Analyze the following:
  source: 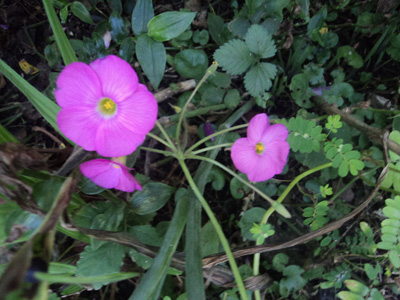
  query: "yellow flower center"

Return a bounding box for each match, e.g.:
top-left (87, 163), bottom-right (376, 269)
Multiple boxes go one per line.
top-left (98, 97), bottom-right (117, 116)
top-left (255, 142), bottom-right (265, 155)
top-left (112, 163), bottom-right (120, 169)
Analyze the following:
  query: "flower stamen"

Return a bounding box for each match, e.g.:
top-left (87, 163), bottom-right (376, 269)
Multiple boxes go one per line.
top-left (98, 97), bottom-right (117, 116)
top-left (255, 142), bottom-right (265, 155)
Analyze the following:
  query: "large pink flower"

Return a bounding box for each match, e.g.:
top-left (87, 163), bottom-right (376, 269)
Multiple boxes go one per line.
top-left (80, 159), bottom-right (142, 192)
top-left (231, 113), bottom-right (289, 182)
top-left (55, 55), bottom-right (158, 157)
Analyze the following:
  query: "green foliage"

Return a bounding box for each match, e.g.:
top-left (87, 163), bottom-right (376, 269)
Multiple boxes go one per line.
top-left (238, 207), bottom-right (266, 241)
top-left (289, 73), bottom-right (314, 108)
top-left (131, 0), bottom-right (154, 36)
top-left (326, 115), bottom-right (343, 134)
top-left (206, 167), bottom-right (225, 191)
top-left (130, 182), bottom-right (175, 215)
top-left (279, 265), bottom-right (307, 298)
top-left (174, 49), bottom-right (209, 80)
top-left (250, 223), bottom-right (275, 244)
top-left (70, 1), bottom-right (93, 24)
top-left (136, 35), bottom-right (166, 89)
top-left (214, 24), bottom-right (277, 97)
top-left (230, 173), bottom-right (250, 199)
top-left (147, 12), bottom-right (196, 42)
top-left (337, 46), bottom-right (364, 69)
top-left (303, 200), bottom-right (329, 230)
top-left (285, 116), bottom-right (324, 153)
top-left (377, 196), bottom-right (400, 268)
top-left (324, 138), bottom-right (364, 177)
top-left (321, 263), bottom-right (351, 289)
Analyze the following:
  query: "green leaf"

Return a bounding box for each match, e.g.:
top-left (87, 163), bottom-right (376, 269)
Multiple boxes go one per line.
top-left (108, 0), bottom-right (122, 14)
top-left (280, 265), bottom-right (307, 294)
top-left (388, 131), bottom-right (400, 161)
top-left (214, 39), bottom-right (255, 75)
top-left (337, 46), bottom-right (364, 69)
top-left (207, 14), bottom-right (231, 45)
top-left (0, 124), bottom-right (18, 144)
top-left (148, 11), bottom-right (196, 42)
top-left (35, 271), bottom-right (138, 284)
top-left (390, 249), bottom-right (400, 268)
top-left (272, 253), bottom-right (289, 272)
top-left (136, 34), bottom-right (166, 89)
top-left (238, 207), bottom-right (266, 241)
top-left (109, 11), bottom-right (128, 42)
top-left (174, 49), bottom-right (209, 80)
top-left (245, 24), bottom-right (276, 58)
top-left (224, 89), bottom-right (241, 109)
top-left (193, 29), bottom-right (209, 45)
top-left (119, 37), bottom-right (136, 63)
top-left (130, 182), bottom-right (174, 215)
top-left (0, 59), bottom-right (65, 139)
top-left (289, 73), bottom-right (313, 108)
top-left (200, 221), bottom-right (219, 257)
top-left (345, 279), bottom-right (369, 296)
top-left (43, 0), bottom-right (77, 65)
top-left (71, 1), bottom-right (93, 24)
top-left (244, 62), bottom-right (277, 96)
top-left (131, 0), bottom-right (154, 35)
top-left (337, 291), bottom-right (364, 300)
top-left (206, 167), bottom-right (226, 191)
top-left (76, 243), bottom-right (126, 289)
top-left (286, 116), bottom-right (323, 153)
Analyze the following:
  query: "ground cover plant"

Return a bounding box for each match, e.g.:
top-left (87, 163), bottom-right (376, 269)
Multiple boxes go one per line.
top-left (1, 0), bottom-right (400, 299)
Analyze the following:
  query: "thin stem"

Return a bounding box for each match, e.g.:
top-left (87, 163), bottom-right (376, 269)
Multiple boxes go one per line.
top-left (178, 158), bottom-right (248, 300)
top-left (186, 124), bottom-right (248, 153)
top-left (190, 143), bottom-right (233, 155)
top-left (175, 63), bottom-right (218, 148)
top-left (187, 154), bottom-right (290, 218)
top-left (140, 146), bottom-right (175, 157)
top-left (155, 121), bottom-right (178, 152)
top-left (147, 132), bottom-right (173, 150)
top-left (251, 162), bottom-right (333, 299)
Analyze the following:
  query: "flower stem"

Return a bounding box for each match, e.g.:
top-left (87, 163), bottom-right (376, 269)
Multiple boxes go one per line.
top-left (186, 124), bottom-right (248, 153)
top-left (155, 121), bottom-right (178, 152)
top-left (252, 162), bottom-right (333, 299)
top-left (175, 63), bottom-right (218, 150)
top-left (187, 154), bottom-right (290, 218)
top-left (190, 143), bottom-right (233, 155)
top-left (140, 146), bottom-right (175, 157)
top-left (178, 158), bottom-right (248, 300)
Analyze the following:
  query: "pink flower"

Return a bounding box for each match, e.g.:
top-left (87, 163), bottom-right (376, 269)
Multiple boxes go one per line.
top-left (55, 55), bottom-right (158, 157)
top-left (80, 159), bottom-right (142, 192)
top-left (231, 113), bottom-right (289, 182)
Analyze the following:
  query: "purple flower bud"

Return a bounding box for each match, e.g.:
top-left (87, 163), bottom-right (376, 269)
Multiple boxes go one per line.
top-left (204, 122), bottom-right (215, 141)
top-left (311, 86), bottom-right (330, 96)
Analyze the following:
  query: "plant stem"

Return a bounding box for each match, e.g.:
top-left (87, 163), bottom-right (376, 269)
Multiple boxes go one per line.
top-left (187, 154), bottom-right (290, 218)
top-left (186, 124), bottom-right (248, 153)
top-left (190, 143), bottom-right (233, 155)
top-left (175, 63), bottom-right (218, 149)
top-left (155, 121), bottom-right (178, 152)
top-left (252, 162), bottom-right (333, 299)
top-left (178, 158), bottom-right (249, 300)
top-left (140, 146), bottom-right (175, 157)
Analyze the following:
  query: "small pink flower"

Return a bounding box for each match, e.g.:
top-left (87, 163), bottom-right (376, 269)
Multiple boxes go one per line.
top-left (80, 159), bottom-right (142, 192)
top-left (55, 55), bottom-right (158, 157)
top-left (231, 113), bottom-right (289, 182)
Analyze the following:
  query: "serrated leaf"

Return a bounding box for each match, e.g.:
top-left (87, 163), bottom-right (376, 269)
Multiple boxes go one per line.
top-left (148, 11), bottom-right (196, 42)
top-left (71, 1), bottom-right (93, 24)
top-left (245, 24), bottom-right (276, 58)
top-left (131, 0), bottom-right (154, 35)
top-left (214, 39), bottom-right (255, 75)
top-left (136, 34), bottom-right (166, 89)
top-left (130, 182), bottom-right (174, 215)
top-left (244, 62), bottom-right (277, 96)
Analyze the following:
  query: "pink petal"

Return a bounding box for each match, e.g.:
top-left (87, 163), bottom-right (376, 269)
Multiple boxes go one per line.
top-left (80, 159), bottom-right (119, 189)
top-left (57, 106), bottom-right (102, 151)
top-left (260, 123), bottom-right (289, 145)
top-left (115, 169), bottom-right (143, 192)
top-left (247, 114), bottom-right (270, 144)
top-left (55, 62), bottom-right (102, 108)
top-left (118, 91), bottom-right (158, 135)
top-left (231, 137), bottom-right (259, 174)
top-left (95, 119), bottom-right (146, 157)
top-left (247, 140), bottom-right (290, 182)
top-left (90, 55), bottom-right (138, 102)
